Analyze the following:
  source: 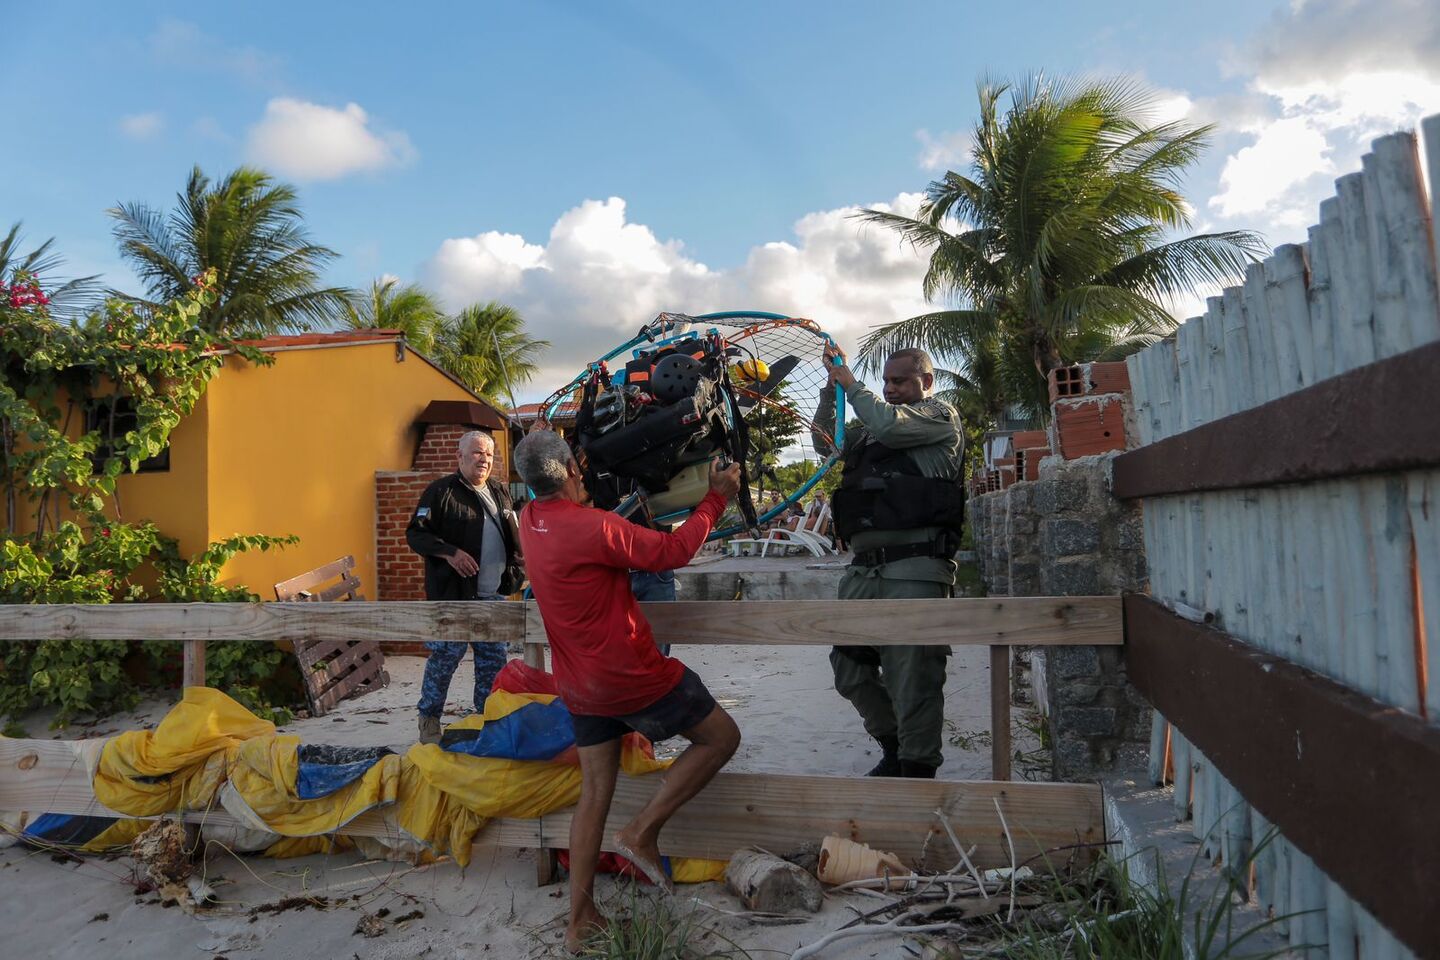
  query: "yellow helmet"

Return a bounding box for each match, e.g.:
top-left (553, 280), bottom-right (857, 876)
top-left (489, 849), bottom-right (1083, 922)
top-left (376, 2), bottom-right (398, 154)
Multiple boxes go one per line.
top-left (731, 358), bottom-right (770, 384)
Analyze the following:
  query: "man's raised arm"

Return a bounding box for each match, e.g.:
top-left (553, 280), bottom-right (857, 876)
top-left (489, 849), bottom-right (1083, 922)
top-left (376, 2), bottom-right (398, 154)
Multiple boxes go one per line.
top-left (596, 461), bottom-right (741, 572)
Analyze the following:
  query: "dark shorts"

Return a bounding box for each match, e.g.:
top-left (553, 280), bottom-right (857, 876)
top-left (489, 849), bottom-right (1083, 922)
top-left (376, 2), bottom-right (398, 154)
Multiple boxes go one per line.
top-left (571, 668), bottom-right (718, 748)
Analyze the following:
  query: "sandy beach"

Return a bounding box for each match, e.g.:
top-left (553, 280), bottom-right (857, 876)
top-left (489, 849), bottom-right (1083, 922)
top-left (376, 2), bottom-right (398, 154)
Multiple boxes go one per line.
top-left (1, 644), bottom-right (1042, 959)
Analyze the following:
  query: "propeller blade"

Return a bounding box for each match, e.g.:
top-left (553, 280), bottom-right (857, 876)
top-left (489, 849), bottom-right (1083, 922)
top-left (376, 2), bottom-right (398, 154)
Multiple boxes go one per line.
top-left (755, 355), bottom-right (800, 397)
top-left (734, 354), bottom-right (800, 408)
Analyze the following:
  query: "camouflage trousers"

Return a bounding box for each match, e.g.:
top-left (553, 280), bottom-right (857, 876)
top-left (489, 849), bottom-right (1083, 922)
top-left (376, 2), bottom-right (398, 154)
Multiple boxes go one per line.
top-left (417, 640), bottom-right (508, 718)
top-left (830, 557), bottom-right (954, 768)
top-left (417, 594), bottom-right (510, 718)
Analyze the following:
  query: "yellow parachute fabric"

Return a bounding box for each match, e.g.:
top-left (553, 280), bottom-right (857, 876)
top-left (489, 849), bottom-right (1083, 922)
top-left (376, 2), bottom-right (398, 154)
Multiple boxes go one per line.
top-left (94, 686), bottom-right (273, 815)
top-left (225, 734), bottom-right (403, 838)
top-left (79, 817), bottom-right (153, 853)
top-left (87, 687), bottom-right (726, 881)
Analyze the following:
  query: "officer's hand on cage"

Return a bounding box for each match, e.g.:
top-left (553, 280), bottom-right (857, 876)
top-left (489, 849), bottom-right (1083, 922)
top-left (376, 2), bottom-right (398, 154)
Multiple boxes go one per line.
top-left (708, 459), bottom-right (742, 500)
top-left (823, 342), bottom-right (856, 389)
top-left (445, 548), bottom-right (480, 577)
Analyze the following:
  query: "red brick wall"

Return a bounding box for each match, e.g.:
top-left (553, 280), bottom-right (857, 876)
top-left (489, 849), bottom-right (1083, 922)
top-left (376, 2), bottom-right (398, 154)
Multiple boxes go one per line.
top-left (377, 423), bottom-right (509, 656)
top-left (413, 424), bottom-right (469, 473)
top-left (1053, 394), bottom-right (1128, 459)
top-left (376, 469), bottom-right (444, 655)
top-left (411, 423), bottom-right (508, 477)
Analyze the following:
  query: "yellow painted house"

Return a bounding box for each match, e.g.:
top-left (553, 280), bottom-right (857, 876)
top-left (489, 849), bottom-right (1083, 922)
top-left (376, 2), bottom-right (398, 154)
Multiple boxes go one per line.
top-left (109, 331), bottom-right (515, 598)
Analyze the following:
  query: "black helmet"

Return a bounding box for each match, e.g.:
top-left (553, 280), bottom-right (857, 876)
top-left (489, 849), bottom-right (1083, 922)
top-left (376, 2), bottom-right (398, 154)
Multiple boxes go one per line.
top-left (650, 353), bottom-right (703, 404)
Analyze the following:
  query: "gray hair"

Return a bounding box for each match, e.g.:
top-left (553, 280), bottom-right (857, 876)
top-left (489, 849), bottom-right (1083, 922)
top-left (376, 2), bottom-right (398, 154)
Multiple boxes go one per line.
top-left (514, 431), bottom-right (573, 496)
top-left (458, 430), bottom-right (495, 452)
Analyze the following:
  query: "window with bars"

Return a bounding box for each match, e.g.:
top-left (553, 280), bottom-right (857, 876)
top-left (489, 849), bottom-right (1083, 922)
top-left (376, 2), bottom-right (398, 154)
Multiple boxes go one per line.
top-left (85, 397), bottom-right (171, 473)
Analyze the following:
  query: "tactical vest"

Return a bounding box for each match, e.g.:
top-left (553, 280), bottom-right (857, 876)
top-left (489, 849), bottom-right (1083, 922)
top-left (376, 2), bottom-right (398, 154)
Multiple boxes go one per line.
top-left (832, 436), bottom-right (966, 543)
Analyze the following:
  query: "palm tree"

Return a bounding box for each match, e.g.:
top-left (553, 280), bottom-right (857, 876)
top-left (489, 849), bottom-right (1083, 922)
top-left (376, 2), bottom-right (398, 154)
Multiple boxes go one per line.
top-left (109, 166), bottom-right (350, 335)
top-left (344, 278), bottom-right (446, 352)
top-left (432, 301), bottom-right (550, 402)
top-left (856, 75), bottom-right (1267, 421)
top-left (0, 222), bottom-right (99, 320)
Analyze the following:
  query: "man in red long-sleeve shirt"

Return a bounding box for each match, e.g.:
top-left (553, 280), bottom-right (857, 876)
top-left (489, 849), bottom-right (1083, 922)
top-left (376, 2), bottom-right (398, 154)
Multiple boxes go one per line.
top-left (513, 429), bottom-right (742, 954)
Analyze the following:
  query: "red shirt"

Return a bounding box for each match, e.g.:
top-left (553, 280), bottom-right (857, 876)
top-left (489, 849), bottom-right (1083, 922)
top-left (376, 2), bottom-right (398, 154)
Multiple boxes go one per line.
top-left (518, 490), bottom-right (726, 716)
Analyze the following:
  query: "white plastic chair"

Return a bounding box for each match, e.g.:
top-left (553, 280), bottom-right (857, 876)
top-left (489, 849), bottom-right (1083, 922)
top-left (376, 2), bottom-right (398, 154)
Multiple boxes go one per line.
top-left (756, 502), bottom-right (835, 557)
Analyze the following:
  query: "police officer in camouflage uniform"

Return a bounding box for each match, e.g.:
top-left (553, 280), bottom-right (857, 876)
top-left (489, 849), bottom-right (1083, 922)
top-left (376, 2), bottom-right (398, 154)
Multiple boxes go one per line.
top-left (814, 345), bottom-right (965, 779)
top-left (407, 430), bottom-right (524, 744)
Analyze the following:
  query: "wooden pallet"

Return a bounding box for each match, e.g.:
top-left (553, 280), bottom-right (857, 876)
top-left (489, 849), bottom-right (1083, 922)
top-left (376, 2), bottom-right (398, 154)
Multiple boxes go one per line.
top-left (273, 556), bottom-right (389, 716)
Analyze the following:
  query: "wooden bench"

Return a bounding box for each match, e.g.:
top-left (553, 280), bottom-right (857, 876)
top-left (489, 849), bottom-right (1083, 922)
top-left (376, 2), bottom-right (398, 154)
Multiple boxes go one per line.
top-left (274, 556), bottom-right (389, 716)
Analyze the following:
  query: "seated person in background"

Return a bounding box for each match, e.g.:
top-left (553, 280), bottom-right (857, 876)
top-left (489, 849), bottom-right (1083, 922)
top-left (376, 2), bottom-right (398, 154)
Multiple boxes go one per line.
top-left (512, 430), bottom-right (743, 954)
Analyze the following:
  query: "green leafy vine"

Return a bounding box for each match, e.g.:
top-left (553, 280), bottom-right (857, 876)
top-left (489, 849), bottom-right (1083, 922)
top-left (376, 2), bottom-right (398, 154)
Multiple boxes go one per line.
top-left (2, 270), bottom-right (300, 725)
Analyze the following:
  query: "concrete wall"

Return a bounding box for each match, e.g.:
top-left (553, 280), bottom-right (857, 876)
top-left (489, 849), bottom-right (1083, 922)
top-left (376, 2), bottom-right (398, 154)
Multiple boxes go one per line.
top-left (676, 562), bottom-right (844, 601)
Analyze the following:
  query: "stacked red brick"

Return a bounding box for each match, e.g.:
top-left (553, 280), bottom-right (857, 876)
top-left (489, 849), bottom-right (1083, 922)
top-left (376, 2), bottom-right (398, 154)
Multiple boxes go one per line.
top-left (1009, 429), bottom-right (1050, 484)
top-left (1048, 361), bottom-right (1130, 460)
top-left (968, 362), bottom-right (1133, 495)
top-left (410, 423), bottom-right (473, 473)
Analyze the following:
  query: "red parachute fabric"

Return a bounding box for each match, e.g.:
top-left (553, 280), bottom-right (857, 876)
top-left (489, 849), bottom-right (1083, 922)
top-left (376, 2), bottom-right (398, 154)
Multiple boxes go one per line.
top-left (491, 658), bottom-right (664, 882)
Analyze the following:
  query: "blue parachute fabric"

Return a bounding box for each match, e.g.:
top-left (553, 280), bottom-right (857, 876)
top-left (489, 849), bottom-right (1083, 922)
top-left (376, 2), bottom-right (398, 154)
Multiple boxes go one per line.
top-left (439, 698), bottom-right (575, 761)
top-left (22, 812), bottom-right (120, 847)
top-left (295, 744), bottom-right (396, 800)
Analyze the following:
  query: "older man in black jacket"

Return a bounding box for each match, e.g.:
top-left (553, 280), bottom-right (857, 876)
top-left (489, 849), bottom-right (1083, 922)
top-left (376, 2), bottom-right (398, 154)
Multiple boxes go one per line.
top-left (407, 429), bottom-right (523, 743)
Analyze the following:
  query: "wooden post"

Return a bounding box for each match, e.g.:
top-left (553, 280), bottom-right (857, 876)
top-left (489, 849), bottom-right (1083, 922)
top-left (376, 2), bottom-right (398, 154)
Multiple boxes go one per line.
top-left (182, 639), bottom-right (205, 688)
top-left (521, 627), bottom-right (559, 884)
top-left (989, 645), bottom-right (1010, 782)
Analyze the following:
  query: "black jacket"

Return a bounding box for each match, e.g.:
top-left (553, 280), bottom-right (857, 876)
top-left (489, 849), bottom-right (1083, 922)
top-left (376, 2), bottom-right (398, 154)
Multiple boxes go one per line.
top-left (405, 472), bottom-right (524, 600)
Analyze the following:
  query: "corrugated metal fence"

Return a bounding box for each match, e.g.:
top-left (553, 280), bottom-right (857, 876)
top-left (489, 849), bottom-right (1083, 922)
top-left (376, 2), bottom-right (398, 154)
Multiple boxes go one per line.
top-left (1119, 116), bottom-right (1440, 959)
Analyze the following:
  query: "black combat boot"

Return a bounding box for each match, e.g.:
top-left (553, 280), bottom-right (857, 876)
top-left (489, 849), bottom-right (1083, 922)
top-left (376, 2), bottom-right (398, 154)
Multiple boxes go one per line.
top-left (865, 735), bottom-right (901, 777)
top-left (899, 759), bottom-right (938, 779)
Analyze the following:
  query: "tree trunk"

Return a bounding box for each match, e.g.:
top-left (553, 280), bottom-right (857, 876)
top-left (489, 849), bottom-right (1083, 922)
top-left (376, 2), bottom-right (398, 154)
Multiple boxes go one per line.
top-left (3, 420), bottom-right (14, 536)
top-left (724, 847), bottom-right (823, 914)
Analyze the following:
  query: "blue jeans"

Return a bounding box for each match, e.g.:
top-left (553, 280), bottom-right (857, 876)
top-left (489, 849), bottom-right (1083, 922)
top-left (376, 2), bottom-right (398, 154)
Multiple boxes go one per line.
top-left (417, 594), bottom-right (510, 718)
top-left (630, 569), bottom-right (676, 656)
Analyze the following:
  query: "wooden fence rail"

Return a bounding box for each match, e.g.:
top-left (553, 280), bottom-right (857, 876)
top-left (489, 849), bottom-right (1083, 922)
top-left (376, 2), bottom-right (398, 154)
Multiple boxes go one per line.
top-left (0, 596), bottom-right (1122, 787)
top-left (0, 738), bottom-right (1104, 874)
top-left (0, 596), bottom-right (1119, 888)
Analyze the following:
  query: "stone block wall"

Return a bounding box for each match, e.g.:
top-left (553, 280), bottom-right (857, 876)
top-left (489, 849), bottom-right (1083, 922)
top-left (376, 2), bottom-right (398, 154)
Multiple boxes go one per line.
top-left (968, 450), bottom-right (1151, 780)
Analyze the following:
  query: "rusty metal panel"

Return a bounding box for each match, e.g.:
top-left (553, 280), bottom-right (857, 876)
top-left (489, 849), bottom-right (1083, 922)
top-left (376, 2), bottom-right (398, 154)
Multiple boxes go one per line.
top-left (1112, 341), bottom-right (1440, 499)
top-left (1123, 594), bottom-right (1440, 957)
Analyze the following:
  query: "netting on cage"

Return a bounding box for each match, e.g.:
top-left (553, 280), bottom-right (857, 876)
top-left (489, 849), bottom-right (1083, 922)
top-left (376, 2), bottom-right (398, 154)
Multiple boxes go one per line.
top-left (539, 311), bottom-right (846, 540)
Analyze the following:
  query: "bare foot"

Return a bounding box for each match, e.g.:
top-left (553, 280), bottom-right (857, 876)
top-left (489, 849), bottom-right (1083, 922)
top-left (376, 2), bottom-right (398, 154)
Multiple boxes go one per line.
top-left (564, 909), bottom-right (607, 955)
top-left (612, 830), bottom-right (674, 894)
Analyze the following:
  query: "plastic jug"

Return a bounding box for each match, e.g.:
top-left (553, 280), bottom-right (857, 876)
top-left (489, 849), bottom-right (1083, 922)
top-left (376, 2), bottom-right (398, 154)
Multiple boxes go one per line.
top-left (816, 835), bottom-right (911, 887)
top-left (644, 460), bottom-right (712, 516)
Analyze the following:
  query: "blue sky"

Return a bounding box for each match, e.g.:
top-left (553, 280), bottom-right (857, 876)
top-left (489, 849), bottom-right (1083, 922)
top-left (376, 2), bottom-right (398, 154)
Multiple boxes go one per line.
top-left (5, 0), bottom-right (1439, 397)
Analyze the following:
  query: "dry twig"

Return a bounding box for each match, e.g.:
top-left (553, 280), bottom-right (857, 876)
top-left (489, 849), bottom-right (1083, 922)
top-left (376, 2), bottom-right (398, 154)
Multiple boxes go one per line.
top-left (992, 797), bottom-right (1018, 923)
top-left (789, 910), bottom-right (968, 960)
top-left (935, 807), bottom-right (988, 894)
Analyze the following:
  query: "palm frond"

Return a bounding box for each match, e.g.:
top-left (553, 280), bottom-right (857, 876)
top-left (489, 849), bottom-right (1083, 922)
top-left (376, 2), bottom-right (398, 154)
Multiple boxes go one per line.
top-left (108, 165), bottom-right (343, 334)
top-left (856, 310), bottom-right (1000, 375)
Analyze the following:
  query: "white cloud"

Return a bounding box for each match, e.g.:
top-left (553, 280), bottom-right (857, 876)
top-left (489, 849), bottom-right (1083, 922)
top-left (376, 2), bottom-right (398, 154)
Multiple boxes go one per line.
top-left (1210, 115), bottom-right (1335, 221)
top-left (420, 194), bottom-right (934, 400)
top-left (426, 230), bottom-right (546, 303)
top-left (1148, 91), bottom-right (1195, 125)
top-left (1204, 0), bottom-right (1440, 242)
top-left (916, 128), bottom-right (972, 170)
top-left (1245, 0), bottom-right (1440, 89)
top-left (118, 112), bottom-right (164, 140)
top-left (148, 19), bottom-right (280, 85)
top-left (245, 98), bottom-right (416, 181)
